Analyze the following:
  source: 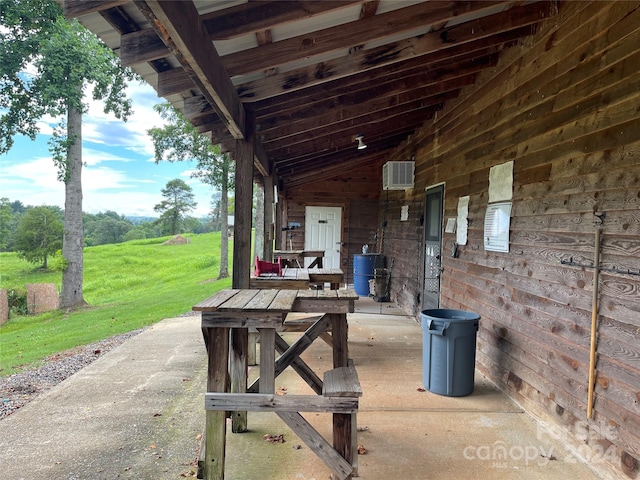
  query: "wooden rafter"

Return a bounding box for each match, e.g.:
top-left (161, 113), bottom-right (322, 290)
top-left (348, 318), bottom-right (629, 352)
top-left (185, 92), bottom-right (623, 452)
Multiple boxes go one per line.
top-left (140, 0), bottom-right (246, 139)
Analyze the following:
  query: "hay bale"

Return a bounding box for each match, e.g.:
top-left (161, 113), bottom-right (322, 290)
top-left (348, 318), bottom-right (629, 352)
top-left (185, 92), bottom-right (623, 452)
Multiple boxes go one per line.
top-left (162, 234), bottom-right (190, 245)
top-left (0, 289), bottom-right (7, 326)
top-left (26, 283), bottom-right (59, 314)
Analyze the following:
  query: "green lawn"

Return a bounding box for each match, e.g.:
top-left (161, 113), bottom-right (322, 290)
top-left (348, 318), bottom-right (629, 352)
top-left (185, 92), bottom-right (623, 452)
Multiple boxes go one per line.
top-left (0, 233), bottom-right (232, 376)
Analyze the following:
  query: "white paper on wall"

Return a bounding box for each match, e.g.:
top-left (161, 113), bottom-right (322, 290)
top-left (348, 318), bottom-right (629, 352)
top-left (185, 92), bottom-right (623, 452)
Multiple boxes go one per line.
top-left (456, 196), bottom-right (469, 245)
top-left (445, 218), bottom-right (457, 233)
top-left (489, 161), bottom-right (514, 203)
top-left (484, 202), bottom-right (512, 252)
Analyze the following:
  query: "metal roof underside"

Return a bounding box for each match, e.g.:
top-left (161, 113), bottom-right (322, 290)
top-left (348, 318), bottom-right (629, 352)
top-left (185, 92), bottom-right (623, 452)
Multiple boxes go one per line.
top-left (63, 0), bottom-right (557, 190)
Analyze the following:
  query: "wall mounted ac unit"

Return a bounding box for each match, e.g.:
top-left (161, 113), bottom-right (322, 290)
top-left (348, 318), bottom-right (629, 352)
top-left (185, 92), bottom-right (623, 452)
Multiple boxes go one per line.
top-left (382, 161), bottom-right (415, 190)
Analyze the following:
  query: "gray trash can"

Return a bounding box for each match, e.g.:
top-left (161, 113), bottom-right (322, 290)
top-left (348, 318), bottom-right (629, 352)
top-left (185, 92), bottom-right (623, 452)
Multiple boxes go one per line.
top-left (421, 309), bottom-right (480, 397)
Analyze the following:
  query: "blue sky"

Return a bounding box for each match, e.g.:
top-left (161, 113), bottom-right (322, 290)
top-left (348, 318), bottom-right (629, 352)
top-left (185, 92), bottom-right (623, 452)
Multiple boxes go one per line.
top-left (0, 80), bottom-right (216, 218)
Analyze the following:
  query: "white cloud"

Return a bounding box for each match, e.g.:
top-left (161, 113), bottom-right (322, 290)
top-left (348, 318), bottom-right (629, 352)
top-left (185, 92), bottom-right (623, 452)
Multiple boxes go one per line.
top-left (83, 79), bottom-right (166, 158)
top-left (83, 147), bottom-right (134, 166)
top-left (0, 156), bottom-right (65, 207)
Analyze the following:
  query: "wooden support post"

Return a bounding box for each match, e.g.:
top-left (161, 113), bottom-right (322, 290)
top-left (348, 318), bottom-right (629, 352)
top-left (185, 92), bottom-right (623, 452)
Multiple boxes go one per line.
top-left (203, 327), bottom-right (230, 480)
top-left (263, 174), bottom-right (275, 262)
top-left (232, 122), bottom-right (254, 290)
top-left (230, 328), bottom-right (248, 432)
top-left (254, 182), bottom-right (265, 265)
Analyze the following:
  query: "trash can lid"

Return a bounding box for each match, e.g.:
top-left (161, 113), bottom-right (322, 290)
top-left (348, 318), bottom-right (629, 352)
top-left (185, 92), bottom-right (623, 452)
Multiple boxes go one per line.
top-left (421, 309), bottom-right (480, 322)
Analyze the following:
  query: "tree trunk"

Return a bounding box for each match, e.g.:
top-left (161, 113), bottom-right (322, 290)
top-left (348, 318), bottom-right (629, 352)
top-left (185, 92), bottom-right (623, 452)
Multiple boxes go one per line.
top-left (60, 102), bottom-right (86, 309)
top-left (218, 157), bottom-right (230, 279)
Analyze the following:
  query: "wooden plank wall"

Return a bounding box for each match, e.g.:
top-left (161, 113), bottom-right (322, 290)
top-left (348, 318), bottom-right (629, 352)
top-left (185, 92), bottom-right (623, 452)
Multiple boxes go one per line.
top-left (285, 162), bottom-right (381, 278)
top-left (377, 195), bottom-right (425, 310)
top-left (381, 2), bottom-right (640, 478)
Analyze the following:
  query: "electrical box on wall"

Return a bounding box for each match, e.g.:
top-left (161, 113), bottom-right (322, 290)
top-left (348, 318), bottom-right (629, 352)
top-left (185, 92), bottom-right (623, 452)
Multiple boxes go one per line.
top-left (383, 161), bottom-right (415, 190)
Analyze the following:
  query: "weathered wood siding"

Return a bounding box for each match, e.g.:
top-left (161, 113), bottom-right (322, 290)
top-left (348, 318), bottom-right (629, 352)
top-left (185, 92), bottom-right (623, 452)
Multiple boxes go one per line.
top-left (283, 162), bottom-right (381, 278)
top-left (381, 2), bottom-right (640, 478)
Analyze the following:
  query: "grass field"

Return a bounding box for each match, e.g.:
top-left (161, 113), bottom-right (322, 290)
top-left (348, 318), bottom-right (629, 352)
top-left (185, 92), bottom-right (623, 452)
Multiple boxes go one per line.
top-left (0, 232), bottom-right (233, 376)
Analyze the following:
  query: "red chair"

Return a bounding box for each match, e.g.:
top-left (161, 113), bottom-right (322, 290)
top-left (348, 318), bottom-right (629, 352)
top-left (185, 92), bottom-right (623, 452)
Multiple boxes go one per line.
top-left (254, 256), bottom-right (283, 277)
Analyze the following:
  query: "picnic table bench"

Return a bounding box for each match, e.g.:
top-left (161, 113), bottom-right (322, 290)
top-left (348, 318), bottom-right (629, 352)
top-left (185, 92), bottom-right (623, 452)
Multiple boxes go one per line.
top-left (193, 288), bottom-right (360, 480)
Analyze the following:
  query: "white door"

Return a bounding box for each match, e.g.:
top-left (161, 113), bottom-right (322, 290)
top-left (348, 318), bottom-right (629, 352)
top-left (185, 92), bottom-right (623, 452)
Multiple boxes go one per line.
top-left (305, 206), bottom-right (342, 268)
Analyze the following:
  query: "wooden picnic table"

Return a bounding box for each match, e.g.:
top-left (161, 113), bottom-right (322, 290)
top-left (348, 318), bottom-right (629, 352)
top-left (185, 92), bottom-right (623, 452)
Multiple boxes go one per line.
top-left (193, 288), bottom-right (360, 480)
top-left (250, 267), bottom-right (344, 290)
top-left (274, 249), bottom-right (324, 268)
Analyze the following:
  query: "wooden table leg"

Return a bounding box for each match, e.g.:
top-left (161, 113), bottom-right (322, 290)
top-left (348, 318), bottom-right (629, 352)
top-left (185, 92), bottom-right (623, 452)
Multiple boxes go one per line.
top-left (333, 413), bottom-right (353, 478)
top-left (330, 313), bottom-right (352, 478)
top-left (331, 313), bottom-right (348, 368)
top-left (258, 328), bottom-right (276, 393)
top-left (204, 326), bottom-right (229, 480)
top-left (230, 328), bottom-right (248, 433)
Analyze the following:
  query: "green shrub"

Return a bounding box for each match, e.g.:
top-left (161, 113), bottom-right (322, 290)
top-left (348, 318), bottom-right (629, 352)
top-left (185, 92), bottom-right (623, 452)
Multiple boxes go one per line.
top-left (7, 287), bottom-right (27, 316)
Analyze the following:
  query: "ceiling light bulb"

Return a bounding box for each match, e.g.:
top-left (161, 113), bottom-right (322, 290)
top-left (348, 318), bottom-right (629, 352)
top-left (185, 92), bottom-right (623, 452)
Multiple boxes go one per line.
top-left (355, 134), bottom-right (367, 150)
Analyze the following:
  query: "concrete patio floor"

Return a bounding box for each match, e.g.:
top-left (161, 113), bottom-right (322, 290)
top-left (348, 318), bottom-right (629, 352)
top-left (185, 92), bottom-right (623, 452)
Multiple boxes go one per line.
top-left (0, 297), bottom-right (602, 479)
top-left (227, 298), bottom-right (601, 480)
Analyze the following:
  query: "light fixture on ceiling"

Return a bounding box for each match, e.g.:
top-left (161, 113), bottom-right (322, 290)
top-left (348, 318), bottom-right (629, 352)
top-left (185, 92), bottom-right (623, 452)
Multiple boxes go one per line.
top-left (355, 133), bottom-right (367, 150)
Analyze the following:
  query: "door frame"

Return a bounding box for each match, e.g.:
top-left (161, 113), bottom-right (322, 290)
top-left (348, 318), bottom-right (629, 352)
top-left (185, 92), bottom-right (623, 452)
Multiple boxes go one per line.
top-left (422, 183), bottom-right (445, 310)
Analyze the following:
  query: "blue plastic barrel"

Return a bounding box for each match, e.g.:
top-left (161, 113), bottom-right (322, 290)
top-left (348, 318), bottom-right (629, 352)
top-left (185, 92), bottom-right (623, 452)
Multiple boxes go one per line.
top-left (353, 254), bottom-right (383, 296)
top-left (421, 309), bottom-right (480, 397)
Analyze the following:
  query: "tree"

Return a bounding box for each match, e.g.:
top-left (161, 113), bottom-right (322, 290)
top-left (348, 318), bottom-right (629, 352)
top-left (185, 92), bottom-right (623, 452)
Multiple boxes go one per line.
top-left (0, 0), bottom-right (135, 308)
top-left (154, 179), bottom-right (197, 236)
top-left (14, 206), bottom-right (63, 269)
top-left (147, 102), bottom-right (234, 278)
top-left (84, 211), bottom-right (133, 245)
top-left (0, 198), bottom-right (14, 251)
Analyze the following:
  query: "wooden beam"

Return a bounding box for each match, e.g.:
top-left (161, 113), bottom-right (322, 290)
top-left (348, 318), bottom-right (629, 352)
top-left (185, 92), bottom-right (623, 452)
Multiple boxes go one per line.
top-left (156, 67), bottom-right (195, 97)
top-left (265, 105), bottom-right (442, 153)
top-left (253, 141), bottom-right (270, 178)
top-left (277, 412), bottom-right (353, 480)
top-left (120, 28), bottom-right (169, 67)
top-left (182, 95), bottom-right (214, 120)
top-left (236, 2), bottom-right (551, 102)
top-left (260, 92), bottom-right (447, 146)
top-left (141, 0), bottom-right (246, 139)
top-left (205, 393), bottom-right (358, 413)
top-left (250, 32), bottom-right (519, 114)
top-left (223, 1), bottom-right (504, 77)
top-left (256, 65), bottom-right (483, 140)
top-left (201, 0), bottom-right (364, 40)
top-left (63, 0), bottom-right (128, 17)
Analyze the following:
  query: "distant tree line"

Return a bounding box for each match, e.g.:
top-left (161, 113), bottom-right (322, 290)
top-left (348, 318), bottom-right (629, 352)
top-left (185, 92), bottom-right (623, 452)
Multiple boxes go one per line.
top-left (0, 194), bottom-right (228, 260)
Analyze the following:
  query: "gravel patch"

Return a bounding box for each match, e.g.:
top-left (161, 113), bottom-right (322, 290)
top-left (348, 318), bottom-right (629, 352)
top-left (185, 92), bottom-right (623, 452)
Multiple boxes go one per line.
top-left (0, 328), bottom-right (145, 419)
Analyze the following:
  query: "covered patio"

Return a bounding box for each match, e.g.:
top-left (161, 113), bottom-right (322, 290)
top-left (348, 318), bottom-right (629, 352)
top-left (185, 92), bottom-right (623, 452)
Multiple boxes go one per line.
top-left (62, 2), bottom-right (640, 479)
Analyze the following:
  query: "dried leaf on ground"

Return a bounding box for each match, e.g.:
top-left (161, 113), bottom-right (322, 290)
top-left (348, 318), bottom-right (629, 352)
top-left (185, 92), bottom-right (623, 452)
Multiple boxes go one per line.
top-left (263, 433), bottom-right (286, 443)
